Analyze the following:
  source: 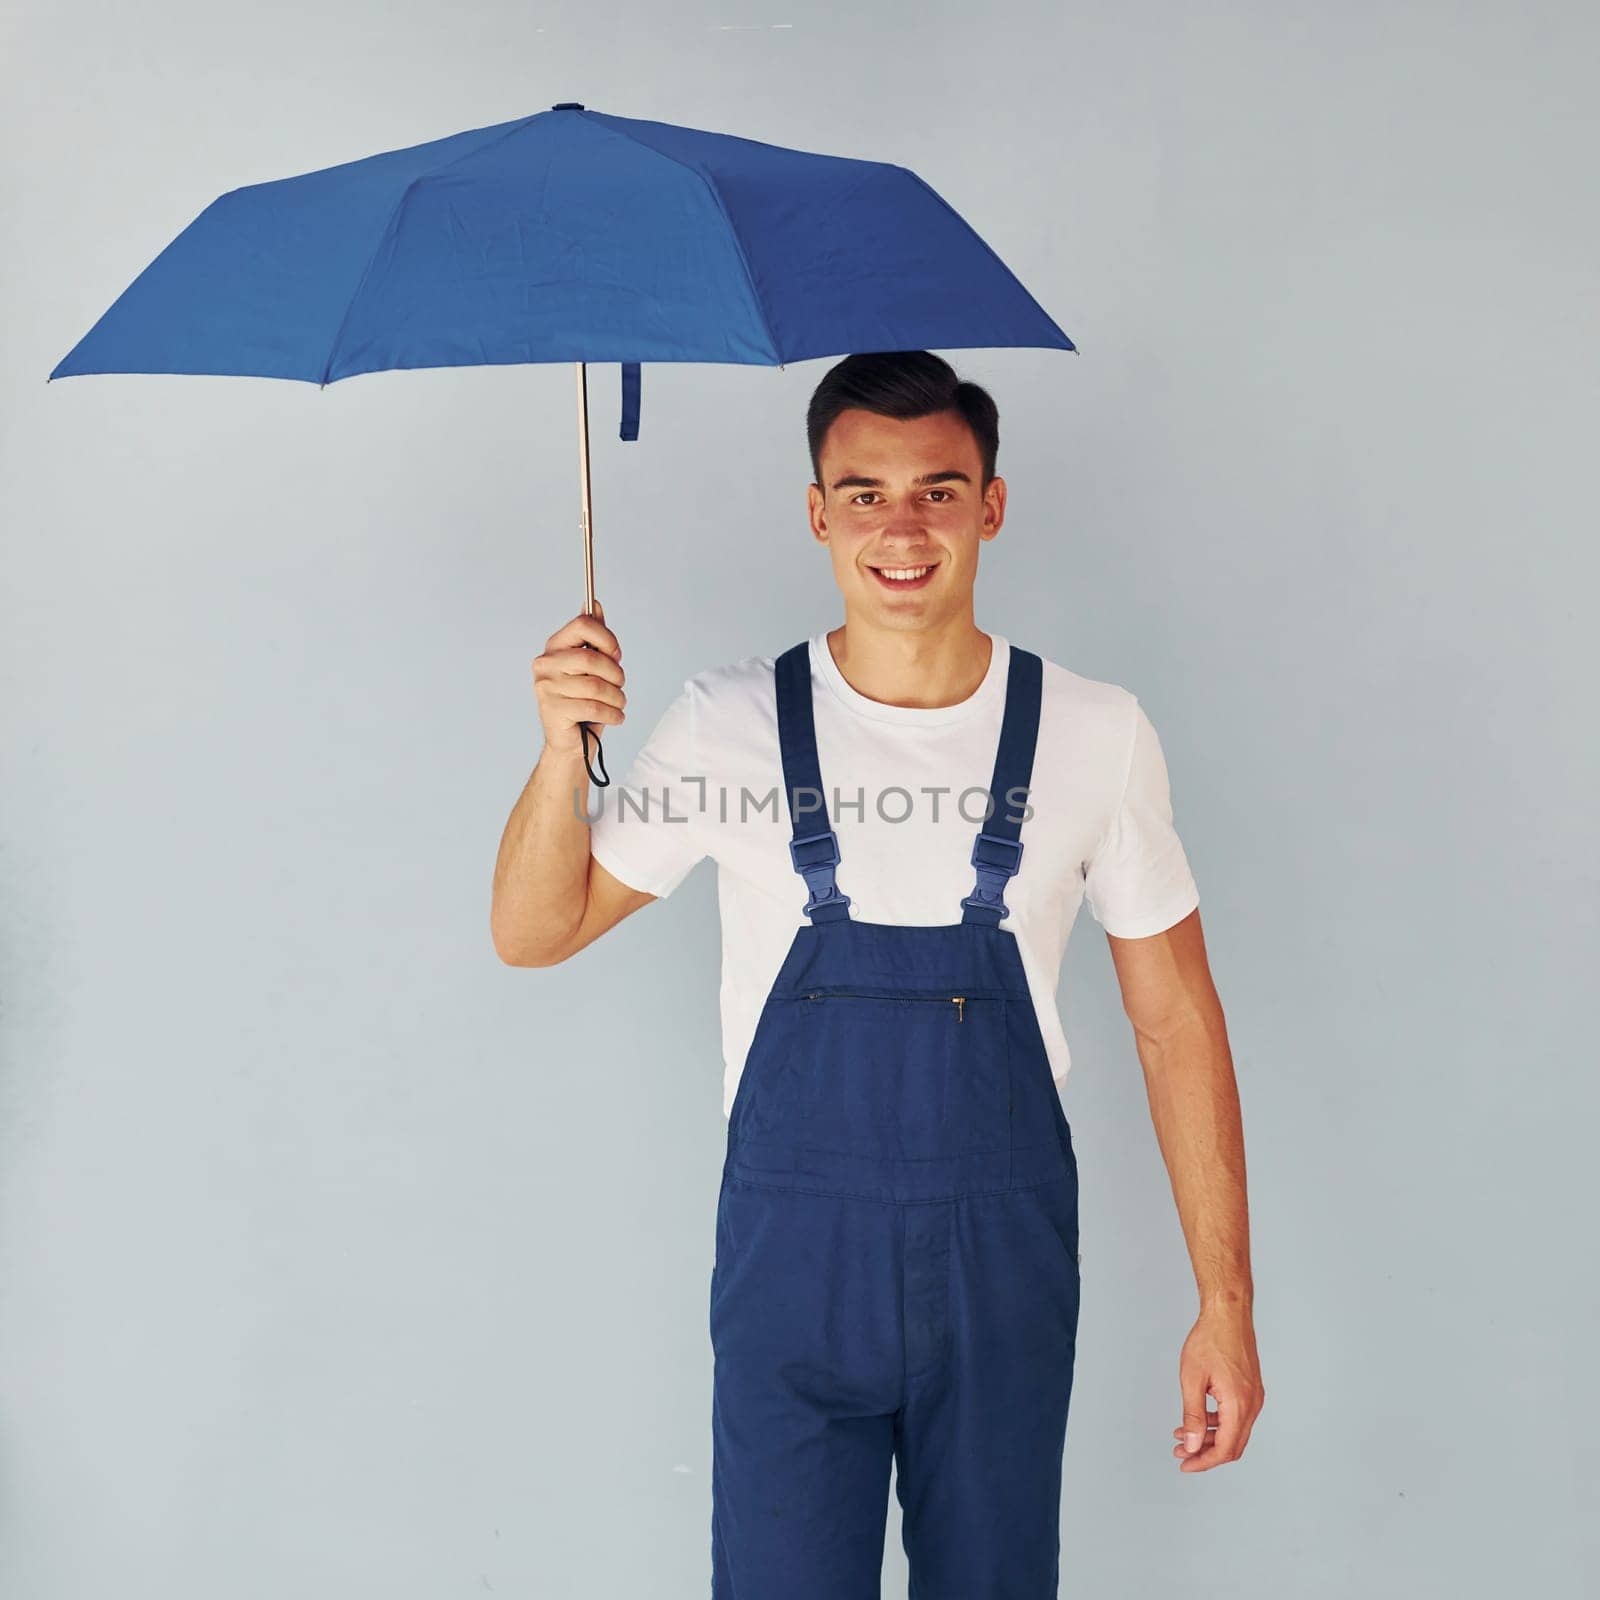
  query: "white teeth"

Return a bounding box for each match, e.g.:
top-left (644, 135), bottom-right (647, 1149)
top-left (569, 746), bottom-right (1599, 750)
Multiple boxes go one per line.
top-left (875, 565), bottom-right (932, 581)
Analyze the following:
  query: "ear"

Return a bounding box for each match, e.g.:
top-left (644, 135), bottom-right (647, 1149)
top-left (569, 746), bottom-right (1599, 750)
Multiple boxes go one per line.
top-left (981, 475), bottom-right (1007, 538)
top-left (807, 481), bottom-right (829, 542)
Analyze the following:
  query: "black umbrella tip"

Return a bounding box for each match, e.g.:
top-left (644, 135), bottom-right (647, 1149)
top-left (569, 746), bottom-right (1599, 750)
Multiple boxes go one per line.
top-left (551, 102), bottom-right (586, 111)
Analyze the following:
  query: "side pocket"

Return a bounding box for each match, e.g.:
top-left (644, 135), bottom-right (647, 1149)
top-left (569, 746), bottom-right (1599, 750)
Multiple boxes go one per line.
top-left (1041, 1169), bottom-right (1081, 1280)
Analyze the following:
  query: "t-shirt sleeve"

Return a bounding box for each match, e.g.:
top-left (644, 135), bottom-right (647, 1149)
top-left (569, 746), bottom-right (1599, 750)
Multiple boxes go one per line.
top-left (586, 676), bottom-right (708, 900)
top-left (1082, 696), bottom-right (1201, 938)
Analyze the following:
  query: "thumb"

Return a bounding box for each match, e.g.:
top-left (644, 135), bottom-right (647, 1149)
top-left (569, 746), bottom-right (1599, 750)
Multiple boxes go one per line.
top-left (1180, 1372), bottom-right (1209, 1455)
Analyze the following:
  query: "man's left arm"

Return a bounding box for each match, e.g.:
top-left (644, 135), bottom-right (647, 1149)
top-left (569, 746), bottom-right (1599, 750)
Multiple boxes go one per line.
top-left (1107, 906), bottom-right (1265, 1472)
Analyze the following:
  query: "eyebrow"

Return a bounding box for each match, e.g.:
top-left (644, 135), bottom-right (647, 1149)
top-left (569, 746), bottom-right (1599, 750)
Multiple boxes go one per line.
top-left (828, 469), bottom-right (973, 492)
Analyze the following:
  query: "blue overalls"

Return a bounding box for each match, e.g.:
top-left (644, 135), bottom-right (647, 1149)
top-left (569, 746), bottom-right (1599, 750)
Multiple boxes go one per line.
top-left (710, 640), bottom-right (1081, 1599)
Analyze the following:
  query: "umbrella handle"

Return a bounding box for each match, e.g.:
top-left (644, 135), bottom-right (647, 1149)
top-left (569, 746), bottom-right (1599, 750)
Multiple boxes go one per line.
top-left (581, 720), bottom-right (610, 787)
top-left (575, 361), bottom-right (612, 787)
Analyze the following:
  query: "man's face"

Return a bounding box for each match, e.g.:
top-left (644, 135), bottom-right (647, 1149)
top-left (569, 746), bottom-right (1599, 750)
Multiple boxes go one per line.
top-left (807, 407), bottom-right (1005, 631)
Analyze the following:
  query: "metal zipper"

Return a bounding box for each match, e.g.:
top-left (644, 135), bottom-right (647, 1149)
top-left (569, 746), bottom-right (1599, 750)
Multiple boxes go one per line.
top-left (803, 989), bottom-right (970, 1022)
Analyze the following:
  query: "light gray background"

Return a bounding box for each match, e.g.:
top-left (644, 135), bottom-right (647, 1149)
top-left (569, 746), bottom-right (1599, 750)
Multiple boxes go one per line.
top-left (3, 2), bottom-right (1595, 1595)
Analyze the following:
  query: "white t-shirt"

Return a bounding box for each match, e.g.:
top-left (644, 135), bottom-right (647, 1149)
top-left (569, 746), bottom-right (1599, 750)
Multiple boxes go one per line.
top-left (587, 632), bottom-right (1200, 1118)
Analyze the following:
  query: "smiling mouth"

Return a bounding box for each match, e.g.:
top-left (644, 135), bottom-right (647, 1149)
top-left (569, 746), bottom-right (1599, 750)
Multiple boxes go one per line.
top-left (867, 561), bottom-right (939, 590)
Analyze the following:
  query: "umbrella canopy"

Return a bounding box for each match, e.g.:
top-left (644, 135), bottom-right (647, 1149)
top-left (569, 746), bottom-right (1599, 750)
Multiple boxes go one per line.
top-left (49, 102), bottom-right (1073, 402)
top-left (48, 102), bottom-right (1076, 780)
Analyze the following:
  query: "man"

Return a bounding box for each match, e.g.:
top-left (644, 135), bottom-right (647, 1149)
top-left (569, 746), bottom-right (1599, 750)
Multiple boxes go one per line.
top-left (490, 351), bottom-right (1262, 1596)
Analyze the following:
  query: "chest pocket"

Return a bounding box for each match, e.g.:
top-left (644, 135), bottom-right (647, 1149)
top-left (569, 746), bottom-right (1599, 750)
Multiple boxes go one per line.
top-left (765, 985), bottom-right (1013, 1159)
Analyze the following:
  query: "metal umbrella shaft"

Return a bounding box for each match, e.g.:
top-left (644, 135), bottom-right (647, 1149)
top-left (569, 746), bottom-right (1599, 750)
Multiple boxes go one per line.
top-left (575, 362), bottom-right (609, 787)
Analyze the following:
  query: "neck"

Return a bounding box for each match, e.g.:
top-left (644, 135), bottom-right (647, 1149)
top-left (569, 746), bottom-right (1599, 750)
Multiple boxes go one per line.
top-left (824, 614), bottom-right (993, 711)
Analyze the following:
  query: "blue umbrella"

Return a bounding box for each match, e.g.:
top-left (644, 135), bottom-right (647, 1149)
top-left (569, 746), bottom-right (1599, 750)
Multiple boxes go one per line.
top-left (49, 102), bottom-right (1075, 782)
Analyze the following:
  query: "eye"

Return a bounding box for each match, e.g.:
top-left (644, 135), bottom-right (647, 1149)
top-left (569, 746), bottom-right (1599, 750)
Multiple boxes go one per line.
top-left (851, 493), bottom-right (880, 506)
top-left (926, 489), bottom-right (954, 502)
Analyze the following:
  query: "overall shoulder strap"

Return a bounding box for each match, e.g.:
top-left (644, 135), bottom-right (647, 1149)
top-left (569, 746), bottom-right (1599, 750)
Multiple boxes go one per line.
top-left (961, 645), bottom-right (1043, 926)
top-left (775, 641), bottom-right (851, 923)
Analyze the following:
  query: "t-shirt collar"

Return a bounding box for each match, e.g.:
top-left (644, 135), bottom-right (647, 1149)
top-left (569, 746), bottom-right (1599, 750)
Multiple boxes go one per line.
top-left (807, 630), bottom-right (1011, 727)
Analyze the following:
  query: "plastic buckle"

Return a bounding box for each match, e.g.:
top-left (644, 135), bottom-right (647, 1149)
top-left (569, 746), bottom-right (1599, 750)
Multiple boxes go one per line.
top-left (788, 830), bottom-right (841, 873)
top-left (961, 831), bottom-right (1024, 919)
top-left (970, 832), bottom-right (1024, 876)
top-left (788, 830), bottom-right (851, 918)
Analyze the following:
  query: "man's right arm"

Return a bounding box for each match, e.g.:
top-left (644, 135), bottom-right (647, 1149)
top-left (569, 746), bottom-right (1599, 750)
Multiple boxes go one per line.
top-left (490, 604), bottom-right (653, 967)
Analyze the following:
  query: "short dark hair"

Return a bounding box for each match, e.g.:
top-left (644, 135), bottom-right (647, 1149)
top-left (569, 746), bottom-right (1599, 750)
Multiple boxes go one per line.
top-left (806, 351), bottom-right (1000, 492)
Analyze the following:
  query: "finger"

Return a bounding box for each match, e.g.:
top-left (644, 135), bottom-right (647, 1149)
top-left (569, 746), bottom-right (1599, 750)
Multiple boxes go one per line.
top-left (1171, 1388), bottom-right (1254, 1452)
top-left (560, 646), bottom-right (624, 685)
top-left (1175, 1429), bottom-right (1220, 1467)
top-left (1180, 1399), bottom-right (1239, 1473)
top-left (542, 673), bottom-right (626, 713)
top-left (1171, 1408), bottom-right (1218, 1461)
top-left (1232, 1390), bottom-right (1265, 1458)
top-left (1178, 1366), bottom-right (1209, 1458)
top-left (538, 647), bottom-right (625, 691)
top-left (576, 599), bottom-right (616, 658)
top-left (547, 607), bottom-right (620, 661)
top-left (1207, 1385), bottom-right (1244, 1465)
top-left (533, 667), bottom-right (624, 727)
top-left (563, 697), bottom-right (626, 726)
top-left (585, 598), bottom-right (615, 654)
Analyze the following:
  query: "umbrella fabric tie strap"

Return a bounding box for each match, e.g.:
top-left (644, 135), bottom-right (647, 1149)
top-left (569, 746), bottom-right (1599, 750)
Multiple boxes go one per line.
top-left (620, 363), bottom-right (641, 441)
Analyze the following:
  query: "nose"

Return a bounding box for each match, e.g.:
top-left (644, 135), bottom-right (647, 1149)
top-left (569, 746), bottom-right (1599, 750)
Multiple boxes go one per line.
top-left (875, 520), bottom-right (932, 549)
